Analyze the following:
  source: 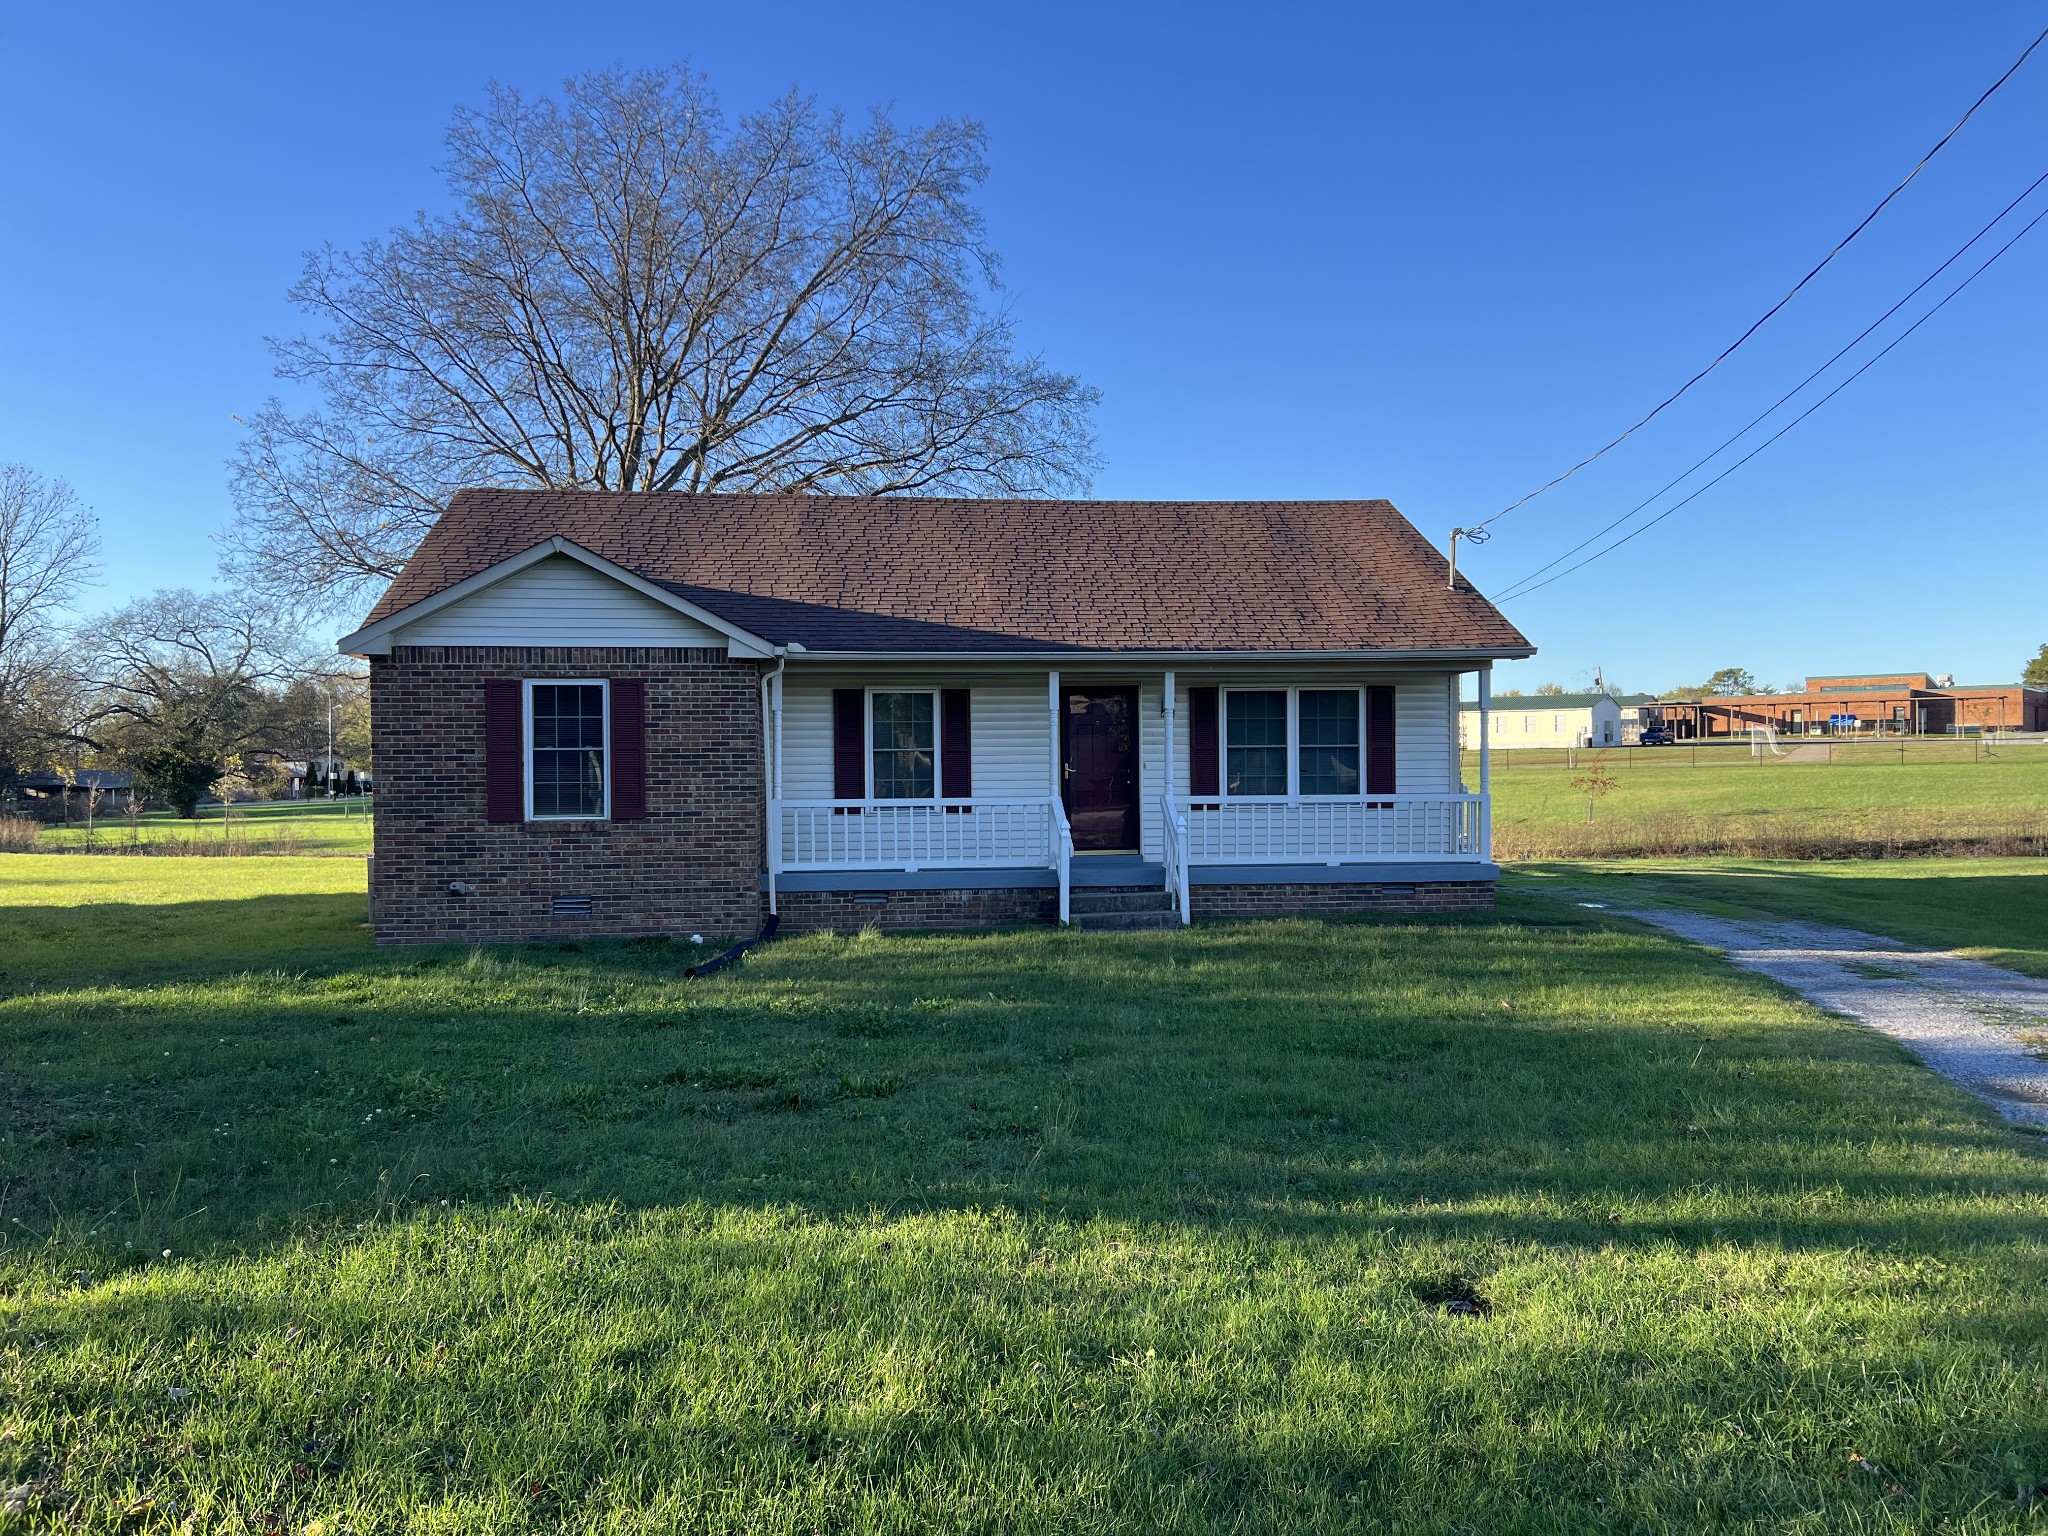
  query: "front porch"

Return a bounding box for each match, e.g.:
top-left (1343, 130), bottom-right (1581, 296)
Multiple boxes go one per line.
top-left (764, 662), bottom-right (1500, 925)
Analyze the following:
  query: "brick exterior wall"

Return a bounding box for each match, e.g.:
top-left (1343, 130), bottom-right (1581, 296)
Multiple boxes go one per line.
top-left (369, 646), bottom-right (766, 945)
top-left (774, 887), bottom-right (1059, 933)
top-left (1190, 880), bottom-right (1493, 918)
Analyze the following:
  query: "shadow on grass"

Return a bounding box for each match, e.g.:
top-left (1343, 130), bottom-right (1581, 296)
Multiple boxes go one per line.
top-left (5, 896), bottom-right (2043, 1271)
top-left (12, 896), bottom-right (2048, 1529)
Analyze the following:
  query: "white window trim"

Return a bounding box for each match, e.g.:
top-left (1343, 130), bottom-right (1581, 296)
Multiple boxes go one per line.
top-left (1219, 685), bottom-right (1368, 802)
top-left (865, 686), bottom-right (943, 803)
top-left (524, 678), bottom-right (611, 821)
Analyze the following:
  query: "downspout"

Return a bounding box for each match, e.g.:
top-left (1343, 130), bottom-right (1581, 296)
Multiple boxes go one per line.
top-left (763, 651), bottom-right (786, 916)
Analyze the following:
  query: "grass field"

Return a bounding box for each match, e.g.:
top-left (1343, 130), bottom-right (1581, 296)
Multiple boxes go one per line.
top-left (26, 799), bottom-right (374, 857)
top-left (1515, 857), bottom-right (2048, 980)
top-left (4, 858), bottom-right (2048, 1531)
top-left (1467, 743), bottom-right (2048, 859)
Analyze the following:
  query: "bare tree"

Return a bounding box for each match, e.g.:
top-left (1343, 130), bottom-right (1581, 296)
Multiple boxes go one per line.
top-left (82, 590), bottom-right (332, 815)
top-left (227, 66), bottom-right (1099, 611)
top-left (0, 464), bottom-right (99, 778)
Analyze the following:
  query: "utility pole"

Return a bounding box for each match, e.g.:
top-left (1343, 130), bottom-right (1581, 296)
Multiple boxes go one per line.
top-left (1447, 526), bottom-right (1490, 589)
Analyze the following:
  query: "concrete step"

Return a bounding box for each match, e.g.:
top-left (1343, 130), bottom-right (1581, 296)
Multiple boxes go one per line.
top-left (1068, 888), bottom-right (1178, 915)
top-left (1073, 908), bottom-right (1184, 932)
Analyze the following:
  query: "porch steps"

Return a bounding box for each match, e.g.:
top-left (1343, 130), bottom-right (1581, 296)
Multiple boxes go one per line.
top-left (1070, 886), bottom-right (1182, 932)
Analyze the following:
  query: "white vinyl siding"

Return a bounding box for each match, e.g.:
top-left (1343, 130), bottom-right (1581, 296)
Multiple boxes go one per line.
top-left (782, 675), bottom-right (1052, 804)
top-left (781, 666), bottom-right (1462, 862)
top-left (391, 555), bottom-right (727, 648)
top-left (1170, 671), bottom-right (1456, 803)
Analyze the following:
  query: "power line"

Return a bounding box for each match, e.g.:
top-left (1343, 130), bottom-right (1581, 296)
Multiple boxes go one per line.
top-left (1492, 166), bottom-right (2048, 601)
top-left (1494, 199), bottom-right (2048, 604)
top-left (1472, 21), bottom-right (2048, 533)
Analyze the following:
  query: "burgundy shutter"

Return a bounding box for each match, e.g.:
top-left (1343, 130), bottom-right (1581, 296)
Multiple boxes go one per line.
top-left (610, 678), bottom-right (647, 820)
top-left (832, 688), bottom-right (866, 800)
top-left (484, 679), bottom-right (524, 823)
top-left (1366, 685), bottom-right (1397, 795)
top-left (940, 688), bottom-right (972, 799)
top-left (1188, 687), bottom-right (1220, 797)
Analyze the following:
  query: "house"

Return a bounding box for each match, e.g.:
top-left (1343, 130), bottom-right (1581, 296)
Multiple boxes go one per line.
top-left (285, 754), bottom-right (371, 797)
top-left (1459, 691), bottom-right (1654, 749)
top-left (13, 769), bottom-right (136, 811)
top-left (339, 493), bottom-right (1533, 943)
top-left (1655, 674), bottom-right (2048, 738)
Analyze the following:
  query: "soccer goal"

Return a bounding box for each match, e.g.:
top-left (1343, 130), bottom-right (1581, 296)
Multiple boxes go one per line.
top-left (1749, 724), bottom-right (1786, 757)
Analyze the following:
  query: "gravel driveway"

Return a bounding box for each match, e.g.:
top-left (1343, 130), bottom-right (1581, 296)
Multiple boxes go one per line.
top-left (1607, 906), bottom-right (2048, 1126)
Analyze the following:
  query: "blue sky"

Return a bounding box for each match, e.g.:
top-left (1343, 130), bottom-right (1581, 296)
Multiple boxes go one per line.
top-left (1, 2), bottom-right (2042, 692)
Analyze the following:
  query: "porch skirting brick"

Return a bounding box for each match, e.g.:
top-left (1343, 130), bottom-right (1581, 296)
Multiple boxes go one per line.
top-left (775, 887), bottom-right (1058, 933)
top-left (1190, 880), bottom-right (1493, 918)
top-left (772, 879), bottom-right (1489, 934)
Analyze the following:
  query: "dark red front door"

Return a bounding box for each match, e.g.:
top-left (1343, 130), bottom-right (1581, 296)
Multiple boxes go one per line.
top-left (1063, 688), bottom-right (1138, 851)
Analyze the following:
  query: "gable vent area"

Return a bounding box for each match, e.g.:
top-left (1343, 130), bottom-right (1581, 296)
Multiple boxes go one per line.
top-left (551, 895), bottom-right (594, 917)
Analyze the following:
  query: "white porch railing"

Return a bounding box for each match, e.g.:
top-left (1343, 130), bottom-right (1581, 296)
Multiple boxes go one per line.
top-left (774, 797), bottom-right (1074, 924)
top-left (1159, 794), bottom-right (1191, 924)
top-left (1182, 794), bottom-right (1484, 863)
top-left (1050, 798), bottom-right (1073, 926)
top-left (770, 793), bottom-right (1483, 924)
top-left (778, 798), bottom-right (1060, 869)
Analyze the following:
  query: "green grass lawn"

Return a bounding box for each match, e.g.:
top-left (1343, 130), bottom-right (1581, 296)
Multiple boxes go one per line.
top-left (1467, 744), bottom-right (2048, 858)
top-left (1515, 856), bottom-right (2048, 979)
top-left (5, 859), bottom-right (2048, 1531)
top-left (30, 798), bottom-right (375, 857)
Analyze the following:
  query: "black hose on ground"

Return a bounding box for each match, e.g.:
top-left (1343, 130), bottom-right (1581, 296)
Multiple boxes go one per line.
top-left (685, 914), bottom-right (781, 979)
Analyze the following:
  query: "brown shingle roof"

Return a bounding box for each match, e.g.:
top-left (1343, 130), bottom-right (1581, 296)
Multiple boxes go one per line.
top-left (360, 491), bottom-right (1532, 656)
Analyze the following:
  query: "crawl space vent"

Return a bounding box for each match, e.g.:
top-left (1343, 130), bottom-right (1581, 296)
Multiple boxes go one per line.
top-left (551, 895), bottom-right (594, 917)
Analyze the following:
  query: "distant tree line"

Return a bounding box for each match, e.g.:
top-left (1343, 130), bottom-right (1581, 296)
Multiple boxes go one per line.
top-left (1490, 657), bottom-right (2048, 705)
top-left (0, 464), bottom-right (366, 817)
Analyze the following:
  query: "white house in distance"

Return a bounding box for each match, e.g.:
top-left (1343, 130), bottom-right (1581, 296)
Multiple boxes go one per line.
top-left (1459, 691), bottom-right (1657, 750)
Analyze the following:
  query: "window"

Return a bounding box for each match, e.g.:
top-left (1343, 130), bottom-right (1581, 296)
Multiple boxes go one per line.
top-left (1221, 687), bottom-right (1367, 798)
top-left (528, 681), bottom-right (607, 818)
top-left (1297, 689), bottom-right (1360, 796)
top-left (1225, 690), bottom-right (1288, 796)
top-left (871, 691), bottom-right (936, 799)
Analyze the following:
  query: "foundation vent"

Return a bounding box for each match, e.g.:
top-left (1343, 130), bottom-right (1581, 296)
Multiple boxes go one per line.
top-left (551, 895), bottom-right (594, 917)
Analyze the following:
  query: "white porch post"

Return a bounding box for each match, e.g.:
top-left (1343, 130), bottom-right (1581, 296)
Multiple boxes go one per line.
top-left (1477, 663), bottom-right (1493, 862)
top-left (1048, 669), bottom-right (1068, 923)
top-left (1162, 670), bottom-right (1176, 796)
top-left (1047, 671), bottom-right (1061, 793)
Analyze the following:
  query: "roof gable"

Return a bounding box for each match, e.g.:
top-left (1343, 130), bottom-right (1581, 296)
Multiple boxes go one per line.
top-left (338, 537), bottom-right (774, 657)
top-left (354, 492), bottom-right (1533, 658)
